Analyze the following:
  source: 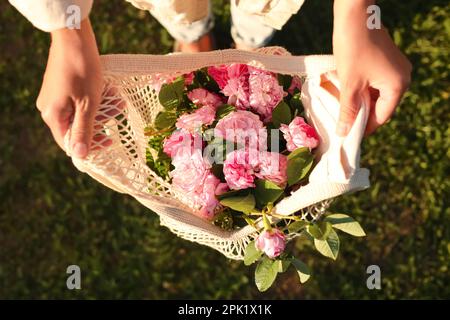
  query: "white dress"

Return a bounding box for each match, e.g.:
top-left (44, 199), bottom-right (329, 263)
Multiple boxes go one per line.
top-left (9, 0), bottom-right (305, 32)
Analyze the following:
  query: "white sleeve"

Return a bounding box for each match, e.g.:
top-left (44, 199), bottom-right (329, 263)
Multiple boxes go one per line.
top-left (9, 0), bottom-right (94, 32)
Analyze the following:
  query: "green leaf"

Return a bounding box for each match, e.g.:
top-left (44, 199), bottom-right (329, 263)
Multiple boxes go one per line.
top-left (272, 101), bottom-right (292, 128)
top-left (286, 146), bottom-right (310, 161)
top-left (216, 189), bottom-right (249, 200)
top-left (244, 241), bottom-right (262, 266)
top-left (254, 179), bottom-right (284, 208)
top-left (277, 259), bottom-right (291, 273)
top-left (254, 257), bottom-right (278, 292)
top-left (154, 111), bottom-right (177, 130)
top-left (147, 132), bottom-right (170, 150)
top-left (287, 147), bottom-right (314, 186)
top-left (220, 193), bottom-right (256, 214)
top-left (325, 214), bottom-right (366, 237)
top-left (158, 78), bottom-right (184, 110)
top-left (307, 221), bottom-right (332, 240)
top-left (290, 93), bottom-right (303, 115)
top-left (277, 74), bottom-right (293, 91)
top-left (146, 148), bottom-right (171, 180)
top-left (288, 221), bottom-right (308, 233)
top-left (307, 224), bottom-right (322, 239)
top-left (195, 69), bottom-right (220, 93)
top-left (291, 258), bottom-right (311, 283)
top-left (314, 229), bottom-right (340, 260)
top-left (215, 104), bottom-right (236, 119)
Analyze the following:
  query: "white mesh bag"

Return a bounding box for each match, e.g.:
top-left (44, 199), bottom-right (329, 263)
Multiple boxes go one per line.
top-left (64, 47), bottom-right (370, 260)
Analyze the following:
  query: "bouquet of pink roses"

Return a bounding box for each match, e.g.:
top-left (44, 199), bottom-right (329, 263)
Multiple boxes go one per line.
top-left (145, 63), bottom-right (366, 291)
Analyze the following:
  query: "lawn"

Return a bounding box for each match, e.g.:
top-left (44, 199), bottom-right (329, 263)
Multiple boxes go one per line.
top-left (0, 0), bottom-right (448, 299)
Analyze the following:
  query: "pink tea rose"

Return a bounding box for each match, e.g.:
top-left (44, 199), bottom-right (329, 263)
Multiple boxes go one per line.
top-left (207, 65), bottom-right (229, 89)
top-left (163, 129), bottom-right (202, 158)
top-left (248, 67), bottom-right (285, 123)
top-left (254, 151), bottom-right (288, 186)
top-left (221, 64), bottom-right (250, 109)
top-left (222, 79), bottom-right (250, 109)
top-left (256, 229), bottom-right (286, 259)
top-left (280, 116), bottom-right (319, 151)
top-left (197, 174), bottom-right (229, 219)
top-left (214, 110), bottom-right (267, 150)
top-left (227, 64), bottom-right (249, 79)
top-left (210, 64), bottom-right (252, 109)
top-left (171, 150), bottom-right (228, 219)
top-left (288, 76), bottom-right (302, 95)
top-left (170, 149), bottom-right (211, 194)
top-left (184, 72), bottom-right (195, 86)
top-left (187, 88), bottom-right (223, 108)
top-left (223, 149), bottom-right (256, 190)
top-left (175, 105), bottom-right (216, 132)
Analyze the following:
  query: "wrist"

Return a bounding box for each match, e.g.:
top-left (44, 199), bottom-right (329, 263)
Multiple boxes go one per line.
top-left (50, 18), bottom-right (95, 47)
top-left (333, 0), bottom-right (376, 36)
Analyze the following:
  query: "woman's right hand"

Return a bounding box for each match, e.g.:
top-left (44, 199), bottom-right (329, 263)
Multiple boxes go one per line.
top-left (36, 18), bottom-right (102, 158)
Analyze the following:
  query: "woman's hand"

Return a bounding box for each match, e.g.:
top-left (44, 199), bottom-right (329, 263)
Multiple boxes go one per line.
top-left (36, 18), bottom-right (102, 158)
top-left (333, 0), bottom-right (412, 136)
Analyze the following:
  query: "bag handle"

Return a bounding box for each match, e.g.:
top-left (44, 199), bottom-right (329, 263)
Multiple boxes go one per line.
top-left (99, 49), bottom-right (336, 77)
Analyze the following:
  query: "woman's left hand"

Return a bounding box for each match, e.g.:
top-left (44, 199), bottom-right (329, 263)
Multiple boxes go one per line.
top-left (333, 0), bottom-right (412, 136)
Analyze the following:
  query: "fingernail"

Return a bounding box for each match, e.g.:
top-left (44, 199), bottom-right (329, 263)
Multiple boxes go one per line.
top-left (336, 122), bottom-right (350, 137)
top-left (72, 142), bottom-right (88, 158)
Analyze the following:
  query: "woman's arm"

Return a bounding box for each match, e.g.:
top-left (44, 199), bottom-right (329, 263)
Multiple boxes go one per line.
top-left (333, 0), bottom-right (412, 136)
top-left (36, 18), bottom-right (102, 158)
top-left (9, 1), bottom-right (101, 158)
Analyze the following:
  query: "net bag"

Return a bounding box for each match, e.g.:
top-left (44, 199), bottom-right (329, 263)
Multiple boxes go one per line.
top-left (64, 47), bottom-right (370, 260)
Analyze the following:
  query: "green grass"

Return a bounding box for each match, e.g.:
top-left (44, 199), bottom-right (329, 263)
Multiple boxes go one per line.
top-left (0, 0), bottom-right (448, 299)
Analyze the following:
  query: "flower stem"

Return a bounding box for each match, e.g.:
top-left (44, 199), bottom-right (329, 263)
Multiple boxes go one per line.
top-left (250, 211), bottom-right (302, 221)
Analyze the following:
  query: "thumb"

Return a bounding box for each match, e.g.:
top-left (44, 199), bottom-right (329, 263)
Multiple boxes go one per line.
top-left (365, 86), bottom-right (402, 135)
top-left (337, 86), bottom-right (362, 137)
top-left (70, 97), bottom-right (97, 158)
top-left (38, 99), bottom-right (73, 151)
